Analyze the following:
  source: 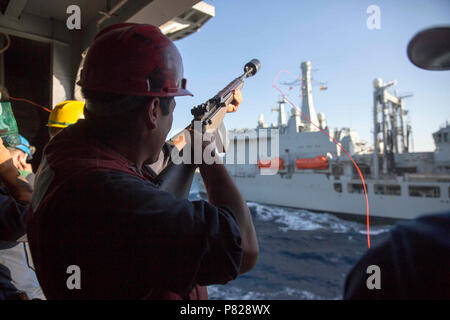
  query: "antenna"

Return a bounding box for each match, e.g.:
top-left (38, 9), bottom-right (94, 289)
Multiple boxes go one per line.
top-left (271, 96), bottom-right (287, 127)
top-left (399, 93), bottom-right (414, 99)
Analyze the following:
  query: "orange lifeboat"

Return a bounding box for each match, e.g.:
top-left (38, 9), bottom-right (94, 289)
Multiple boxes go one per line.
top-left (257, 157), bottom-right (285, 170)
top-left (295, 156), bottom-right (328, 170)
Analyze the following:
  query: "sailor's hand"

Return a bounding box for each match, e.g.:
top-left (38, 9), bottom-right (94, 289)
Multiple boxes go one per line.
top-left (226, 89), bottom-right (242, 113)
top-left (0, 137), bottom-right (12, 166)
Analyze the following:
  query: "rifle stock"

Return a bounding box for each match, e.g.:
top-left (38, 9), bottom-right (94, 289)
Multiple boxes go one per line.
top-left (157, 161), bottom-right (197, 199)
top-left (150, 145), bottom-right (197, 199)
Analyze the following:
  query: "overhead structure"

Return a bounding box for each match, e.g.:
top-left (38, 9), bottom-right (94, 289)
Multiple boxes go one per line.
top-left (127, 1), bottom-right (214, 41)
top-left (0, 0), bottom-right (215, 165)
top-left (0, 0), bottom-right (216, 104)
top-left (2, 0), bottom-right (27, 20)
top-left (159, 2), bottom-right (215, 40)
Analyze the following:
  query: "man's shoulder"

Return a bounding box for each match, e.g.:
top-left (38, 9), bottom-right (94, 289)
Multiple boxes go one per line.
top-left (62, 169), bottom-right (162, 206)
top-left (71, 169), bottom-right (158, 194)
top-left (344, 211), bottom-right (450, 299)
top-left (63, 169), bottom-right (202, 216)
top-left (351, 211), bottom-right (450, 266)
top-left (389, 211), bottom-right (450, 256)
top-left (398, 211), bottom-right (450, 237)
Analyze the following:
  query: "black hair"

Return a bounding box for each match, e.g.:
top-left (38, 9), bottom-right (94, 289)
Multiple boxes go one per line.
top-left (81, 89), bottom-right (172, 140)
top-left (82, 89), bottom-right (172, 116)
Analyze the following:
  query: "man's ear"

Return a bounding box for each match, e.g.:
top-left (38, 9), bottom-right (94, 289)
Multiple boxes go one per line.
top-left (145, 97), bottom-right (160, 130)
top-left (17, 152), bottom-right (27, 166)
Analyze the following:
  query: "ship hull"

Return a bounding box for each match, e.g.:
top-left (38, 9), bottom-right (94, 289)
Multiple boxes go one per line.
top-left (195, 172), bottom-right (450, 220)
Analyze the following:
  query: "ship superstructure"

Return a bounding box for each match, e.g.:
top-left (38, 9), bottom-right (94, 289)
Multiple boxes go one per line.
top-left (196, 61), bottom-right (450, 220)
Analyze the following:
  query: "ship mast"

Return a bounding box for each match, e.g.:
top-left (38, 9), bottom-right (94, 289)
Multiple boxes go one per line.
top-left (301, 61), bottom-right (319, 131)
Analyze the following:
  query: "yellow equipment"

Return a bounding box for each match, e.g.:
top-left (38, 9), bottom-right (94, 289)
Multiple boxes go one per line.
top-left (47, 100), bottom-right (85, 128)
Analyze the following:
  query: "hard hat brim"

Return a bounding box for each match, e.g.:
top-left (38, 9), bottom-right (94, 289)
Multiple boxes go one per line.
top-left (46, 123), bottom-right (69, 128)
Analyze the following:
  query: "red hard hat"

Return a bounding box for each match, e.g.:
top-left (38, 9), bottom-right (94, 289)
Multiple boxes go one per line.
top-left (77, 23), bottom-right (193, 98)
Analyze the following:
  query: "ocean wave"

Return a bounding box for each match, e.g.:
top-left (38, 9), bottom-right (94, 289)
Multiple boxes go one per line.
top-left (248, 202), bottom-right (391, 235)
top-left (358, 228), bottom-right (391, 235)
top-left (207, 285), bottom-right (324, 300)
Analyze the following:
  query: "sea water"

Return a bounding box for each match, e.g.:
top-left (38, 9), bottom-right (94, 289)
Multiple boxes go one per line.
top-left (189, 184), bottom-right (392, 300)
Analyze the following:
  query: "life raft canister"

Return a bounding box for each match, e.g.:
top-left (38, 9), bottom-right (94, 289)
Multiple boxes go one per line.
top-left (257, 157), bottom-right (285, 170)
top-left (295, 156), bottom-right (328, 170)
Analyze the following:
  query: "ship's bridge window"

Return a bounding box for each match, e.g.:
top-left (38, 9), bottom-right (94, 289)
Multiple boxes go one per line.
top-left (374, 184), bottom-right (401, 196)
top-left (409, 186), bottom-right (440, 198)
top-left (444, 132), bottom-right (448, 143)
top-left (348, 183), bottom-right (367, 194)
top-left (332, 165), bottom-right (344, 176)
top-left (334, 183), bottom-right (342, 193)
top-left (352, 165), bottom-right (370, 178)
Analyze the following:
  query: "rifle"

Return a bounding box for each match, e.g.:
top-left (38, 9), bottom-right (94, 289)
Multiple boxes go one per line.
top-left (147, 59), bottom-right (261, 199)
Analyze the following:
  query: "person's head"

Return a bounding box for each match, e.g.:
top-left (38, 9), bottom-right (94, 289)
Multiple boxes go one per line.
top-left (81, 90), bottom-right (175, 163)
top-left (8, 135), bottom-right (35, 171)
top-left (77, 23), bottom-right (192, 164)
top-left (47, 100), bottom-right (85, 139)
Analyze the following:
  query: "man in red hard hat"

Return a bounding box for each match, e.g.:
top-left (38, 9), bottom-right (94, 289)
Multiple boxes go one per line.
top-left (26, 23), bottom-right (258, 299)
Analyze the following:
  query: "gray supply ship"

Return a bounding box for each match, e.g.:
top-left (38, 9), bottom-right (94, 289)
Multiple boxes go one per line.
top-left (195, 61), bottom-right (450, 220)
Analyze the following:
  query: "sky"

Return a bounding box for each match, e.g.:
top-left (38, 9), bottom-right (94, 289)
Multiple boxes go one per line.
top-left (172, 0), bottom-right (450, 152)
